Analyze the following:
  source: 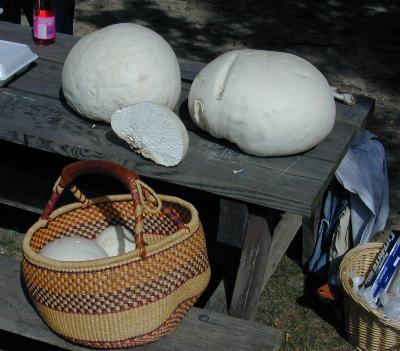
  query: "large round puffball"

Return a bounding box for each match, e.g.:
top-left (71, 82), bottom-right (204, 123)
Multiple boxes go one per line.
top-left (62, 23), bottom-right (181, 123)
top-left (39, 237), bottom-right (108, 261)
top-left (95, 225), bottom-right (136, 257)
top-left (188, 50), bottom-right (336, 156)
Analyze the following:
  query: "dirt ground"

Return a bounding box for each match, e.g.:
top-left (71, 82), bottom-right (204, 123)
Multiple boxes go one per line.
top-left (5, 1), bottom-right (399, 350)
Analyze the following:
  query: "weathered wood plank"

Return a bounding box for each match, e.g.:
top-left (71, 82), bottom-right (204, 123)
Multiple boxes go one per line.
top-left (6, 62), bottom-right (199, 134)
top-left (7, 58), bottom-right (63, 100)
top-left (262, 213), bottom-right (303, 286)
top-left (0, 77), bottom-right (353, 185)
top-left (305, 121), bottom-right (355, 162)
top-left (204, 265), bottom-right (239, 315)
top-left (216, 198), bottom-right (249, 248)
top-left (335, 95), bottom-right (374, 128)
top-left (228, 211), bottom-right (302, 320)
top-left (229, 213), bottom-right (272, 320)
top-left (6, 53), bottom-right (371, 162)
top-left (0, 134), bottom-right (315, 217)
top-left (0, 255), bottom-right (283, 351)
top-left (0, 21), bottom-right (375, 217)
top-left (204, 280), bottom-right (229, 314)
top-left (178, 57), bottom-right (205, 81)
top-left (6, 58), bottom-right (190, 107)
top-left (5, 55), bottom-right (370, 215)
top-left (0, 89), bottom-right (334, 216)
top-left (6, 51), bottom-right (373, 136)
top-left (3, 37), bottom-right (370, 167)
top-left (302, 199), bottom-right (323, 265)
top-left (7, 76), bottom-right (371, 210)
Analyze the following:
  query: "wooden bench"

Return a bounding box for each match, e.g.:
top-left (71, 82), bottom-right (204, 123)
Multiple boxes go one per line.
top-left (0, 255), bottom-right (283, 351)
top-left (0, 21), bottom-right (374, 322)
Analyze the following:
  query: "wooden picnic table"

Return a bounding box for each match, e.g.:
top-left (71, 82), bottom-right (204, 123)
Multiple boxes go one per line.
top-left (0, 21), bottom-right (374, 323)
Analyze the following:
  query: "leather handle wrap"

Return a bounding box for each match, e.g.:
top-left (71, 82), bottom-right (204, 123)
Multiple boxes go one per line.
top-left (60, 160), bottom-right (140, 189)
top-left (41, 160), bottom-right (148, 258)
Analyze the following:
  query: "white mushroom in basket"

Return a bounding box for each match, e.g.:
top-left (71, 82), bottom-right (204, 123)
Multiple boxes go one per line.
top-left (39, 236), bottom-right (108, 261)
top-left (95, 225), bottom-right (136, 257)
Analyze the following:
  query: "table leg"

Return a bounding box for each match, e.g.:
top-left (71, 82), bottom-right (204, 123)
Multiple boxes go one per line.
top-left (262, 212), bottom-right (302, 287)
top-left (216, 198), bottom-right (248, 248)
top-left (209, 199), bottom-right (302, 320)
top-left (229, 210), bottom-right (302, 320)
top-left (229, 212), bottom-right (272, 319)
top-left (302, 200), bottom-right (323, 265)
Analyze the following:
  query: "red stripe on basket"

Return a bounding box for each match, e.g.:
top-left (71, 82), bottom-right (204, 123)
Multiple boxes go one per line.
top-left (162, 205), bottom-right (186, 228)
top-left (41, 191), bottom-right (62, 220)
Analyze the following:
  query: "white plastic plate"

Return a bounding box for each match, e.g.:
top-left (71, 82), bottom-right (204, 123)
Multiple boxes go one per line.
top-left (0, 39), bottom-right (39, 87)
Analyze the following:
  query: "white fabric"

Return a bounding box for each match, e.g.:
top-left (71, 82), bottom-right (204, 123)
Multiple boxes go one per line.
top-left (335, 130), bottom-right (389, 244)
top-left (329, 206), bottom-right (351, 273)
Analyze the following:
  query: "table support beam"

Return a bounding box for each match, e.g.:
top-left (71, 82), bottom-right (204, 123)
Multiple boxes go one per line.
top-left (228, 210), bottom-right (302, 320)
top-left (229, 213), bottom-right (272, 320)
top-left (302, 200), bottom-right (323, 265)
top-left (263, 213), bottom-right (302, 288)
top-left (216, 198), bottom-right (248, 249)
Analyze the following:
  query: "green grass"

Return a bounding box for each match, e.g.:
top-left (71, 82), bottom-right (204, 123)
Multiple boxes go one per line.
top-left (256, 255), bottom-right (354, 351)
top-left (0, 230), bottom-right (23, 259)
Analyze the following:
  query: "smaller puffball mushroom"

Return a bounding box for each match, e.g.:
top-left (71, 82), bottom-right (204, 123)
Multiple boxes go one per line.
top-left (39, 237), bottom-right (108, 261)
top-left (95, 225), bottom-right (136, 257)
top-left (111, 102), bottom-right (189, 167)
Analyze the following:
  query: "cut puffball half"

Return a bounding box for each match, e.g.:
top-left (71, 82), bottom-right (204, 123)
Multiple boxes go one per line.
top-left (111, 102), bottom-right (189, 167)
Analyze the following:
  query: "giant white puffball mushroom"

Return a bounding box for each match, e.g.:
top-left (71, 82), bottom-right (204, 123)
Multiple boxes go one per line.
top-left (188, 50), bottom-right (336, 156)
top-left (39, 237), bottom-right (108, 261)
top-left (95, 225), bottom-right (136, 257)
top-left (111, 102), bottom-right (189, 167)
top-left (62, 23), bottom-right (181, 123)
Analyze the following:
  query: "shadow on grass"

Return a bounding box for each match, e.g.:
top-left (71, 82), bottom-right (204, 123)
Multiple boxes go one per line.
top-left (75, 0), bottom-right (400, 96)
top-left (282, 181), bottom-right (349, 338)
top-left (297, 273), bottom-right (348, 339)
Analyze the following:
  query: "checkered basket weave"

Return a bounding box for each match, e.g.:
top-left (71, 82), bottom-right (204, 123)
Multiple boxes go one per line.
top-left (340, 243), bottom-right (400, 351)
top-left (22, 160), bottom-right (211, 349)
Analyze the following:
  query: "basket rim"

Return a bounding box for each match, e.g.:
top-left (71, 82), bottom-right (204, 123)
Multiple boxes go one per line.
top-left (339, 242), bottom-right (400, 329)
top-left (23, 193), bottom-right (200, 270)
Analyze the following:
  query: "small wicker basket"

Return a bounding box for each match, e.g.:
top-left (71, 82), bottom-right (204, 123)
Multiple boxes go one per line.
top-left (22, 160), bottom-right (211, 349)
top-left (340, 243), bottom-right (400, 351)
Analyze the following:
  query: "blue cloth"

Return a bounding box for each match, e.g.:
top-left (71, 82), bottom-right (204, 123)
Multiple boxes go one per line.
top-left (308, 189), bottom-right (348, 277)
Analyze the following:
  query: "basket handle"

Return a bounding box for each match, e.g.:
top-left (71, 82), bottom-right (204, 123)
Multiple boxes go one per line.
top-left (41, 160), bottom-right (159, 259)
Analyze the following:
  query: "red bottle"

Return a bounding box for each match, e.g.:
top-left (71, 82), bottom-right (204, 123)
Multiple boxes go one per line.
top-left (33, 0), bottom-right (56, 45)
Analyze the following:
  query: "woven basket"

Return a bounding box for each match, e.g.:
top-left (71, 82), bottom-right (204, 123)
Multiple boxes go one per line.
top-left (339, 243), bottom-right (400, 351)
top-left (22, 160), bottom-right (211, 349)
